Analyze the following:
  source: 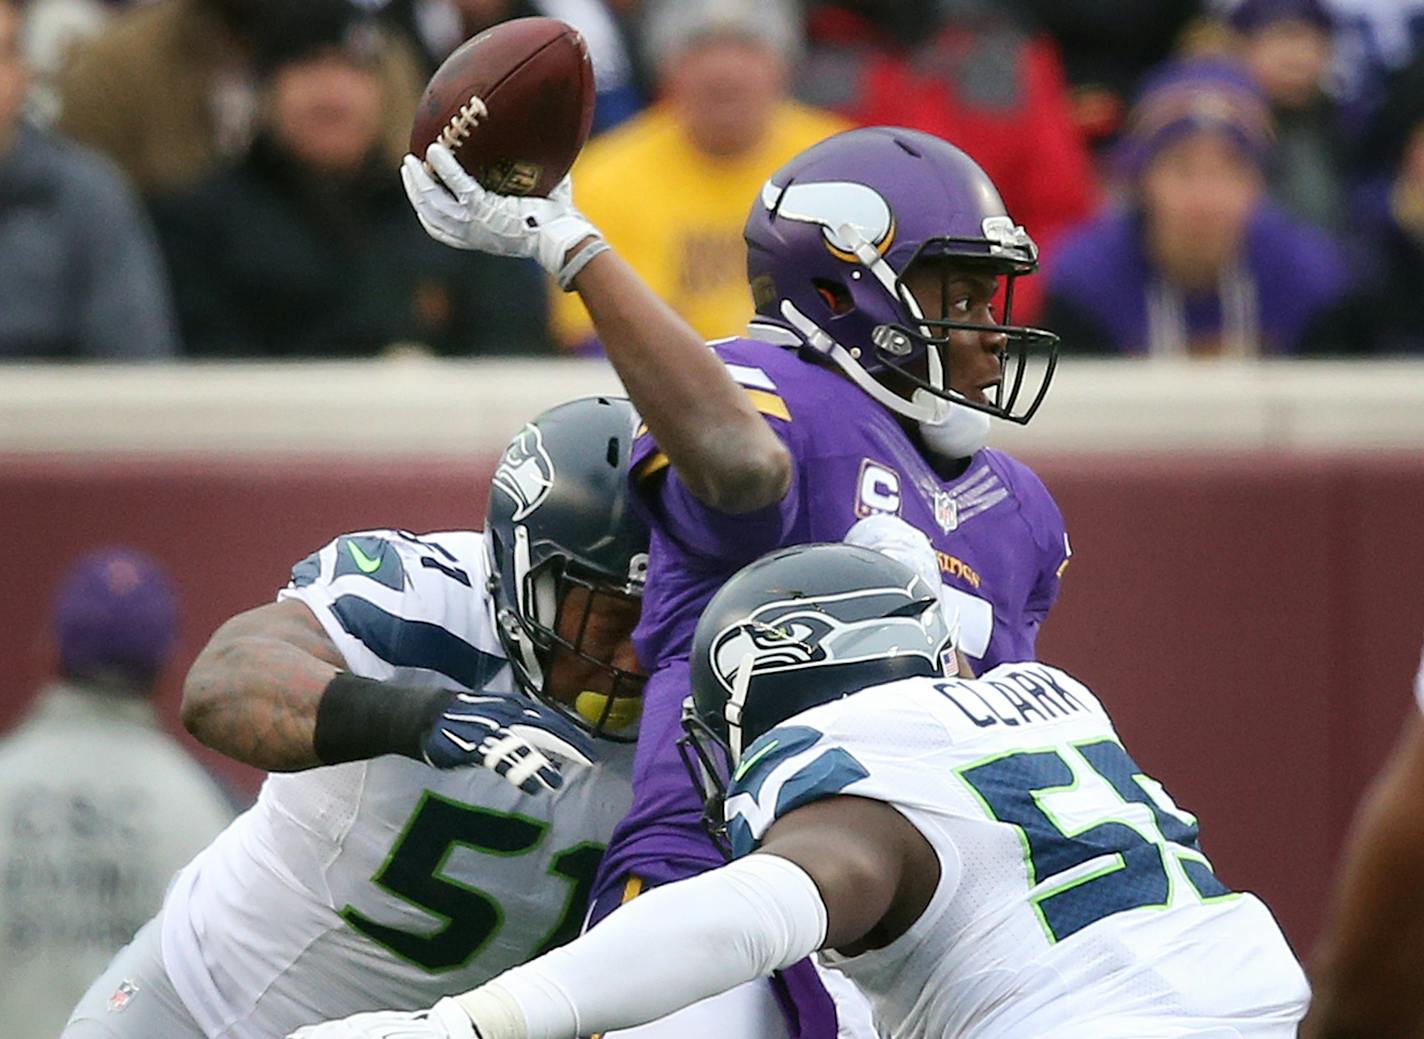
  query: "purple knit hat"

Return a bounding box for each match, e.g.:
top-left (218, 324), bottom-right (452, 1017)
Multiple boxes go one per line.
top-left (51, 547), bottom-right (180, 682)
top-left (1116, 58), bottom-right (1275, 179)
top-left (1228, 0), bottom-right (1334, 33)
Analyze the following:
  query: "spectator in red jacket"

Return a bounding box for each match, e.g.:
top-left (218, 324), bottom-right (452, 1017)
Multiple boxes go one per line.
top-left (793, 0), bottom-right (1098, 322)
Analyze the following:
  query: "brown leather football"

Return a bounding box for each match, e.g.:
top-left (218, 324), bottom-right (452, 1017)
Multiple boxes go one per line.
top-left (410, 17), bottom-right (595, 198)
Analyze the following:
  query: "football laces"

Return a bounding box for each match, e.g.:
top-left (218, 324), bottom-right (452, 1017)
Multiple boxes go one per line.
top-left (439, 95), bottom-right (489, 152)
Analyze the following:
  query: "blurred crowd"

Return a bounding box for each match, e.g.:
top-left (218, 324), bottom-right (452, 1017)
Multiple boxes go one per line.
top-left (3, 0), bottom-right (1424, 361)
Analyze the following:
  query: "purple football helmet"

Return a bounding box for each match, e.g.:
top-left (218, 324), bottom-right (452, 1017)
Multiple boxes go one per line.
top-left (744, 126), bottom-right (1059, 424)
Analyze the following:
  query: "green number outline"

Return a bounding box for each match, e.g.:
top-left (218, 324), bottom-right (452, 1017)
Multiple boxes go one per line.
top-left (1073, 739), bottom-right (1237, 907)
top-left (531, 841), bottom-right (606, 957)
top-left (957, 740), bottom-right (1231, 943)
top-left (340, 790), bottom-right (603, 972)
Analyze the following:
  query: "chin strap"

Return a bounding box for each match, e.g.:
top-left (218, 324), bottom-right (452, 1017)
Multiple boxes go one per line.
top-left (757, 302), bottom-right (990, 457)
top-left (774, 301), bottom-right (948, 424)
top-left (830, 222), bottom-right (947, 398)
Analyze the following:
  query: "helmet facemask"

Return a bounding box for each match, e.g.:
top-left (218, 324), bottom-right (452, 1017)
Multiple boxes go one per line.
top-left (875, 239), bottom-right (1060, 425)
top-left (791, 226), bottom-right (1059, 427)
top-left (491, 525), bottom-right (646, 743)
top-left (677, 698), bottom-right (735, 859)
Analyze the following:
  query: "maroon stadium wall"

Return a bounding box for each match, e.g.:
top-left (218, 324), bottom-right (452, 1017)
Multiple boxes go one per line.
top-left (3, 450), bottom-right (1422, 957)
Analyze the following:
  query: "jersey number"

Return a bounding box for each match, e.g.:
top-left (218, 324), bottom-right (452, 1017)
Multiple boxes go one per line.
top-left (341, 792), bottom-right (603, 972)
top-left (958, 739), bottom-right (1231, 944)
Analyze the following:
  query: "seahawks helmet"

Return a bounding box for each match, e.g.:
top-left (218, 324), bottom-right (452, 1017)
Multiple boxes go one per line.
top-left (679, 542), bottom-right (954, 841)
top-left (745, 126), bottom-right (1059, 425)
top-left (485, 396), bottom-right (649, 741)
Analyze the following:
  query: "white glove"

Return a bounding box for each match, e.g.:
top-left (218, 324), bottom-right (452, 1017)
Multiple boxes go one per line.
top-left (400, 144), bottom-right (599, 276)
top-left (844, 514), bottom-right (942, 593)
top-left (845, 514), bottom-right (968, 672)
top-left (287, 997), bottom-right (478, 1039)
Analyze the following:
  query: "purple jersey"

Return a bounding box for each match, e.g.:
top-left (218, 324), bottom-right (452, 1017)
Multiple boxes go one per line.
top-left (592, 338), bottom-right (1070, 905)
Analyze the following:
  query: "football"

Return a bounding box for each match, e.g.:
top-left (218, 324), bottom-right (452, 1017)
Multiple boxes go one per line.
top-left (410, 17), bottom-right (596, 198)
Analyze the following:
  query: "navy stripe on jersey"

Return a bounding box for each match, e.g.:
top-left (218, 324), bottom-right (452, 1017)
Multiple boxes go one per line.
top-left (290, 551), bottom-right (321, 588)
top-left (421, 556), bottom-right (472, 586)
top-left (329, 595), bottom-right (503, 690)
top-left (394, 529), bottom-right (462, 564)
top-left (726, 730), bottom-right (869, 858)
top-left (772, 749), bottom-right (869, 821)
top-left (729, 726), bottom-right (824, 802)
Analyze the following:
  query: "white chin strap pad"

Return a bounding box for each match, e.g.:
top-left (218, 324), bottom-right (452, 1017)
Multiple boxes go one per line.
top-left (918, 400), bottom-right (991, 460)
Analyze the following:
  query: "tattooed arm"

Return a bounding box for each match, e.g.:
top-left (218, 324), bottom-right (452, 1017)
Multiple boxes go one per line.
top-left (180, 600), bottom-right (595, 793)
top-left (181, 599), bottom-right (344, 771)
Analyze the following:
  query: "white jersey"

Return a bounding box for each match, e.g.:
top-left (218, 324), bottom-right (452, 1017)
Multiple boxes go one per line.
top-left (159, 530), bottom-right (635, 1039)
top-left (725, 663), bottom-right (1309, 1039)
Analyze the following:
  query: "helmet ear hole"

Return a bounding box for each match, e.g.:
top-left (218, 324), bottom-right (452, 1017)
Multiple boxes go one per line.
top-left (812, 278), bottom-right (854, 316)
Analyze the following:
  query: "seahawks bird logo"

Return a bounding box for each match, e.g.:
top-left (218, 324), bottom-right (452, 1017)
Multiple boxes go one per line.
top-left (708, 584), bottom-right (942, 695)
top-left (492, 424), bottom-right (555, 521)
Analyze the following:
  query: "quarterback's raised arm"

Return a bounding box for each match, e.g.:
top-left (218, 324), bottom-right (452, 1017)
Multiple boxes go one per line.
top-left (565, 241), bottom-right (791, 514)
top-left (402, 146), bottom-right (790, 515)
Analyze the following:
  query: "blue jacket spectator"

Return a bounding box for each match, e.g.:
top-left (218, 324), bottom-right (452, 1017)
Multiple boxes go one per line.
top-left (1045, 58), bottom-right (1357, 356)
top-left (0, 0), bottom-right (177, 359)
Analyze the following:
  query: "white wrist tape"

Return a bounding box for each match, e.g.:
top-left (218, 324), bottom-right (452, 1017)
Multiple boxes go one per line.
top-left (455, 853), bottom-right (828, 1039)
top-left (556, 238), bottom-right (610, 291)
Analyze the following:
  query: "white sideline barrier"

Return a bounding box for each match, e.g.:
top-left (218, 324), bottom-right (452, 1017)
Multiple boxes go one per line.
top-left (1, 356), bottom-right (1422, 456)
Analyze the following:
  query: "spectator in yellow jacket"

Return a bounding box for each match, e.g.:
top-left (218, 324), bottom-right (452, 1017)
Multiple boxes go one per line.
top-left (550, 0), bottom-right (848, 352)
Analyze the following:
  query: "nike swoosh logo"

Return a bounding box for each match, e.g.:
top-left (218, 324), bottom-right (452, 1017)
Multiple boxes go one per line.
top-left (733, 738), bottom-right (779, 782)
top-left (346, 540), bottom-right (384, 574)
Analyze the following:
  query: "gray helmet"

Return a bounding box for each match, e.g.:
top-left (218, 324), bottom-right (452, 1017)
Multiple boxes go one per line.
top-left (679, 542), bottom-right (953, 843)
top-left (485, 396), bottom-right (649, 740)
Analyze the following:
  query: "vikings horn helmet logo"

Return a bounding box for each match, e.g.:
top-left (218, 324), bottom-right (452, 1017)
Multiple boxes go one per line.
top-left (761, 179), bottom-right (896, 261)
top-left (708, 583), bottom-right (942, 696)
top-left (491, 423), bottom-right (555, 521)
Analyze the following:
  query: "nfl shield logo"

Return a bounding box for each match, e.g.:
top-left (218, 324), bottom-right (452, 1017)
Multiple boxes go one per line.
top-left (934, 492), bottom-right (959, 532)
top-left (107, 979), bottom-right (139, 1013)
